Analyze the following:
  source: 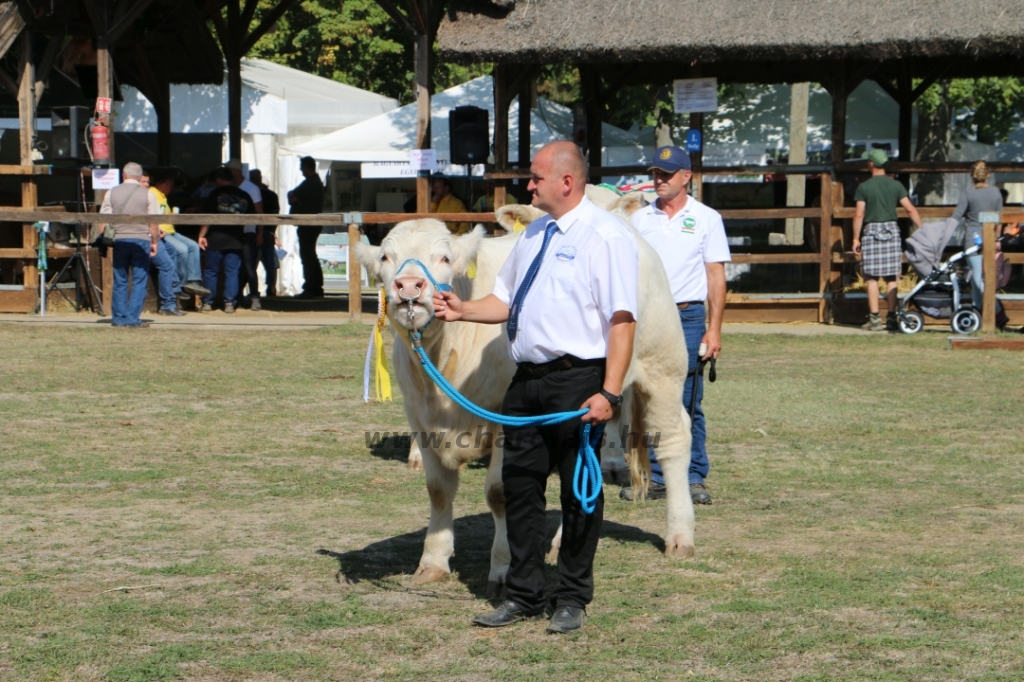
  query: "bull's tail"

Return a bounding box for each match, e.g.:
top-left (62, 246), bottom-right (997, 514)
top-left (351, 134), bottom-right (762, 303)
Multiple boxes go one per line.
top-left (624, 391), bottom-right (652, 501)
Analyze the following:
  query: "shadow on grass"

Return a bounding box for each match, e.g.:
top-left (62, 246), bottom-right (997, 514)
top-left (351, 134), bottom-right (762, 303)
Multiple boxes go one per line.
top-left (317, 510), bottom-right (664, 600)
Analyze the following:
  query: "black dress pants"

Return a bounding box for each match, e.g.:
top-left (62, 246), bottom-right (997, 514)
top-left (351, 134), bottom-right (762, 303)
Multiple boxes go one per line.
top-left (297, 226), bottom-right (323, 296)
top-left (501, 363), bottom-right (605, 614)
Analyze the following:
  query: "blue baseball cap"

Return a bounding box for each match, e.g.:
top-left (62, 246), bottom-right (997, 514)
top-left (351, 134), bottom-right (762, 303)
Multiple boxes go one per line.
top-left (648, 146), bottom-right (692, 173)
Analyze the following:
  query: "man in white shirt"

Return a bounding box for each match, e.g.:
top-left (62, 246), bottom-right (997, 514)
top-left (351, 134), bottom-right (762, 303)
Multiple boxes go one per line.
top-left (623, 146), bottom-right (730, 505)
top-left (433, 141), bottom-right (638, 634)
top-left (226, 159), bottom-right (266, 310)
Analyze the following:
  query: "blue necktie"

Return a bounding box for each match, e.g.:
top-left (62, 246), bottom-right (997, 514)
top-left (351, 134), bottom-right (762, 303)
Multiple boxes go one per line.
top-left (507, 220), bottom-right (559, 342)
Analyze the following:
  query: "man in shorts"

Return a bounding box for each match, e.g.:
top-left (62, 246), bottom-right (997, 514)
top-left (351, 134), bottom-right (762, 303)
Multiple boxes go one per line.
top-left (852, 149), bottom-right (922, 331)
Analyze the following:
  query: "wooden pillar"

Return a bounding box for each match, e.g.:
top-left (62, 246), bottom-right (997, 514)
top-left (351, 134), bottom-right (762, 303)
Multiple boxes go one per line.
top-left (414, 31), bottom-right (430, 213)
top-left (18, 31), bottom-right (37, 289)
top-left (96, 43), bottom-right (115, 164)
top-left (580, 66), bottom-right (602, 184)
top-left (981, 220), bottom-right (997, 332)
top-left (493, 64), bottom-right (510, 208)
top-left (897, 67), bottom-right (913, 188)
top-left (348, 223), bottom-right (361, 322)
top-left (830, 71), bottom-right (848, 167)
top-left (786, 82), bottom-right (809, 244)
top-left (156, 78), bottom-right (171, 165)
top-left (227, 54), bottom-right (242, 161)
top-left (818, 173), bottom-right (833, 323)
top-left (517, 73), bottom-right (532, 170)
top-left (689, 112), bottom-right (704, 202)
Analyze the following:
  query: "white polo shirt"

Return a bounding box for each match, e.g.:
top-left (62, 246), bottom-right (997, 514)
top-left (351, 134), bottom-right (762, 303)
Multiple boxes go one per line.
top-left (239, 179), bottom-right (263, 234)
top-left (493, 196), bottom-right (639, 364)
top-left (631, 196), bottom-right (731, 303)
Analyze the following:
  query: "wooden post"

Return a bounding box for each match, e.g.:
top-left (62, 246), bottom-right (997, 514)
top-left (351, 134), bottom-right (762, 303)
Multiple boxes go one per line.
top-left (414, 30), bottom-right (430, 214)
top-left (689, 112), bottom-right (703, 202)
top-left (896, 67), bottom-right (913, 187)
top-left (493, 64), bottom-right (510, 209)
top-left (786, 82), bottom-right (809, 244)
top-left (517, 73), bottom-right (532, 170)
top-left (156, 78), bottom-right (171, 165)
top-left (981, 220), bottom-right (997, 332)
top-left (18, 31), bottom-right (37, 290)
top-left (830, 71), bottom-right (848, 167)
top-left (580, 66), bottom-right (602, 184)
top-left (348, 222), bottom-right (361, 323)
top-left (227, 53), bottom-right (242, 162)
top-left (96, 38), bottom-right (116, 314)
top-left (818, 173), bottom-right (834, 323)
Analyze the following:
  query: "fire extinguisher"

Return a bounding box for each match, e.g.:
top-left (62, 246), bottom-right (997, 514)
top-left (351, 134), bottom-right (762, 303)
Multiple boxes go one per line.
top-left (88, 118), bottom-right (109, 166)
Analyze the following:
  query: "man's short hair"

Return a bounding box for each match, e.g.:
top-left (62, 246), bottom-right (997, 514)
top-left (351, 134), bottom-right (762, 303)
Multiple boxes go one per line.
top-left (249, 168), bottom-right (262, 182)
top-left (548, 142), bottom-right (588, 185)
top-left (147, 168), bottom-right (173, 187)
top-left (123, 162), bottom-right (143, 179)
top-left (300, 156), bottom-right (316, 171)
top-left (214, 167), bottom-right (235, 183)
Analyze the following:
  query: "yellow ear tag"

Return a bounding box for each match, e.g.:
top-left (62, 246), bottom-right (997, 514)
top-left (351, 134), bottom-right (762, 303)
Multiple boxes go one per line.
top-left (372, 287), bottom-right (392, 402)
top-left (467, 261), bottom-right (477, 279)
top-left (512, 218), bottom-right (526, 233)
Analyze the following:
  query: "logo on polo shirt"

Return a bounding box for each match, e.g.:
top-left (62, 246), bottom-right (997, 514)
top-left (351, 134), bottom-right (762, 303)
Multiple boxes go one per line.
top-left (555, 245), bottom-right (577, 261)
top-left (681, 216), bottom-right (697, 233)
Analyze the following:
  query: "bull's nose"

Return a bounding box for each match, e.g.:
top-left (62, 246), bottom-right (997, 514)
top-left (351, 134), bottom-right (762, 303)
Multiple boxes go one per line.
top-left (393, 276), bottom-right (427, 301)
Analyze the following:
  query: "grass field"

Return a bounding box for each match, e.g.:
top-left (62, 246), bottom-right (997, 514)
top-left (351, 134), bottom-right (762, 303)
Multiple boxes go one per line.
top-left (2, 324), bottom-right (1024, 681)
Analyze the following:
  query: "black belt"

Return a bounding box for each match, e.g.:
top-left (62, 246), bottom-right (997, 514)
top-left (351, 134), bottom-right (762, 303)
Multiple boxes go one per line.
top-left (676, 300), bottom-right (705, 309)
top-left (516, 354), bottom-right (606, 379)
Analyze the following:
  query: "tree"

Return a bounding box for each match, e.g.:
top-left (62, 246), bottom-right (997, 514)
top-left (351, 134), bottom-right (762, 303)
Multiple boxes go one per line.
top-left (247, 0), bottom-right (488, 104)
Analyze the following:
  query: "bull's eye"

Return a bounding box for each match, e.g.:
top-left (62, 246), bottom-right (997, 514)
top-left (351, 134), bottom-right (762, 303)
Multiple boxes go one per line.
top-left (380, 253), bottom-right (388, 262)
top-left (441, 256), bottom-right (451, 264)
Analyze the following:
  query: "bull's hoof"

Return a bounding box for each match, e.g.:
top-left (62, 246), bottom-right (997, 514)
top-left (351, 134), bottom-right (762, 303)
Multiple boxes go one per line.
top-left (406, 454), bottom-right (424, 471)
top-left (664, 536), bottom-right (696, 558)
top-left (485, 580), bottom-right (504, 599)
top-left (410, 566), bottom-right (448, 584)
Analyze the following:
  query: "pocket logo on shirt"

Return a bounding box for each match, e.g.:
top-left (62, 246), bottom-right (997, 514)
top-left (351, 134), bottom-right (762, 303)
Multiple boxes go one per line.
top-left (681, 216), bottom-right (697, 233)
top-left (555, 245), bottom-right (577, 261)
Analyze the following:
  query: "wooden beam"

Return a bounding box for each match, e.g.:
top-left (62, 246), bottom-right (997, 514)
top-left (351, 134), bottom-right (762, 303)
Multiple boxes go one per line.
top-left (0, 67), bottom-right (17, 98)
top-left (517, 70), bottom-right (532, 169)
top-left (402, 0), bottom-right (427, 36)
top-left (897, 63), bottom-right (913, 166)
top-left (0, 211), bottom-right (498, 225)
top-left (818, 173), bottom-right (833, 322)
top-left (33, 31), bottom-right (64, 106)
top-left (873, 77), bottom-right (898, 102)
top-left (81, 0), bottom-right (108, 34)
top-left (240, 0), bottom-right (302, 54)
top-left (374, 0), bottom-right (416, 37)
top-left (981, 221), bottom-right (997, 332)
top-left (106, 0), bottom-right (155, 45)
top-left (0, 1), bottom-right (24, 62)
top-left (348, 223), bottom-right (361, 322)
top-left (239, 0), bottom-right (259, 35)
top-left (830, 66), bottom-right (848, 165)
top-left (18, 30), bottom-right (37, 290)
top-left (580, 65), bottom-right (602, 183)
top-left (950, 338), bottom-right (1024, 351)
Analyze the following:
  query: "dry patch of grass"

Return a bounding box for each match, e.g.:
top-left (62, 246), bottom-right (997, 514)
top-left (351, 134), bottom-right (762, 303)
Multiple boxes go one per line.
top-left (2, 325), bottom-right (1024, 680)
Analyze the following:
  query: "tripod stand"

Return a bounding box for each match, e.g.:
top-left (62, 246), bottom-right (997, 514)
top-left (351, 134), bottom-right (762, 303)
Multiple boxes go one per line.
top-left (33, 222), bottom-right (105, 315)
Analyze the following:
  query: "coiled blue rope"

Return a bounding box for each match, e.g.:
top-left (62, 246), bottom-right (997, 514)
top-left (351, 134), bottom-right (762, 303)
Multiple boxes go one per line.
top-left (409, 331), bottom-right (603, 513)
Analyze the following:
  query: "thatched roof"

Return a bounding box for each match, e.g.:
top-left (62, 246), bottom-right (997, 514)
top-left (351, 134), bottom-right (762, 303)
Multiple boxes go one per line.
top-left (439, 0), bottom-right (1024, 76)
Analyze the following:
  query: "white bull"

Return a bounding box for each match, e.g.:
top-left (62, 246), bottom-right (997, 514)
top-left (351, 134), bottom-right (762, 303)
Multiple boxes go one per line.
top-left (356, 197), bottom-right (695, 592)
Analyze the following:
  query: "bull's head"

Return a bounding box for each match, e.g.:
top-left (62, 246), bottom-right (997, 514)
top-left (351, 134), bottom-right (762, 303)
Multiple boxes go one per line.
top-left (356, 219), bottom-right (485, 333)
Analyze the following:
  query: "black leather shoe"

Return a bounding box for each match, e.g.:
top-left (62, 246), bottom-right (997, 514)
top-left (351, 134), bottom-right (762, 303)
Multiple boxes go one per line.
top-left (690, 482), bottom-right (713, 505)
top-left (157, 307), bottom-right (186, 316)
top-left (182, 282), bottom-right (212, 297)
top-left (546, 605), bottom-right (586, 633)
top-left (619, 482), bottom-right (667, 501)
top-left (471, 600), bottom-right (541, 628)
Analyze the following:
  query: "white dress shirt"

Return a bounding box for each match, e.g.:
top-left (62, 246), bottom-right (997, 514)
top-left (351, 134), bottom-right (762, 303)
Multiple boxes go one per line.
top-left (239, 179), bottom-right (263, 234)
top-left (493, 196), bottom-right (639, 364)
top-left (630, 196), bottom-right (731, 303)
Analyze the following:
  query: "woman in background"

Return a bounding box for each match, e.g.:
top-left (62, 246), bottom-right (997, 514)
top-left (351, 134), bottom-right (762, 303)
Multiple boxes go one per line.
top-left (952, 161), bottom-right (1007, 329)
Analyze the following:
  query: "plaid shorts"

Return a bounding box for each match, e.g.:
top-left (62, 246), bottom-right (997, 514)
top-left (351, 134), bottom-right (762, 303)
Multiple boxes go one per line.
top-left (861, 221), bottom-right (902, 278)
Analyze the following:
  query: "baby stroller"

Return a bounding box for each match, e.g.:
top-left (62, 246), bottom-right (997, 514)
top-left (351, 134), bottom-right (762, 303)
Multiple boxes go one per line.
top-left (898, 218), bottom-right (1011, 334)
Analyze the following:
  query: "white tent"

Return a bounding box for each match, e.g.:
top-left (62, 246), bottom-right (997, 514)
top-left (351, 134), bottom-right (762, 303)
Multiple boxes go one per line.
top-left (287, 75), bottom-right (643, 169)
top-left (113, 58), bottom-right (398, 193)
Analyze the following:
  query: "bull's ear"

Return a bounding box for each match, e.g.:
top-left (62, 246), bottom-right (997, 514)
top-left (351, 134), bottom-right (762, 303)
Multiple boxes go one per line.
top-left (450, 225), bottom-right (486, 275)
top-left (495, 204), bottom-right (544, 233)
top-left (355, 242), bottom-right (382, 281)
top-left (613, 191), bottom-right (649, 217)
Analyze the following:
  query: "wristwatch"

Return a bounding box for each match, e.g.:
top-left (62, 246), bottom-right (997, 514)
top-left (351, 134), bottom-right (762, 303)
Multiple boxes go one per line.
top-left (599, 388), bottom-right (623, 407)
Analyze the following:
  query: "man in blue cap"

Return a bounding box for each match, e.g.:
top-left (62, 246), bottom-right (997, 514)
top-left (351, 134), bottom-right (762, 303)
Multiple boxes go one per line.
top-left (620, 146), bottom-right (731, 505)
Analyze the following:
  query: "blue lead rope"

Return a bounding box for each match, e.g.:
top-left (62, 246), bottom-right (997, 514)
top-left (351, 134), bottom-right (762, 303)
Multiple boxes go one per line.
top-left (409, 332), bottom-right (603, 513)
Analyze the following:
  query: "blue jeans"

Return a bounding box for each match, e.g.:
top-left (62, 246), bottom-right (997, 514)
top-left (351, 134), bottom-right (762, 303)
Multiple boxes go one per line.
top-left (163, 232), bottom-right (202, 283)
top-left (202, 249), bottom-right (242, 305)
top-left (151, 238), bottom-right (180, 310)
top-left (650, 303), bottom-right (709, 486)
top-left (112, 239), bottom-right (150, 326)
top-left (967, 252), bottom-right (1004, 315)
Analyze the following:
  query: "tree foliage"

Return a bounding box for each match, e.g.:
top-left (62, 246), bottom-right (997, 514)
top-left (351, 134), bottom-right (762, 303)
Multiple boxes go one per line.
top-left (247, 0), bottom-right (488, 104)
top-left (917, 77), bottom-right (1024, 145)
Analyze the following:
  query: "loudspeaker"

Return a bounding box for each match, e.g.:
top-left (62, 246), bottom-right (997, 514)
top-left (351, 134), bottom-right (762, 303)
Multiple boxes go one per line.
top-left (449, 106), bottom-right (489, 165)
top-left (51, 106), bottom-right (91, 161)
